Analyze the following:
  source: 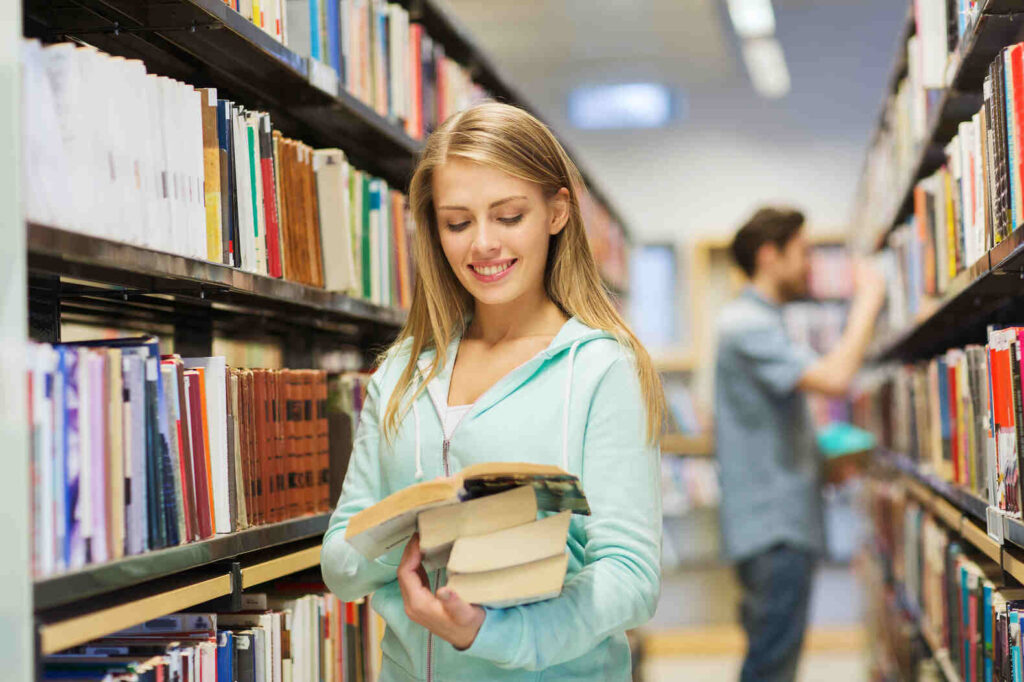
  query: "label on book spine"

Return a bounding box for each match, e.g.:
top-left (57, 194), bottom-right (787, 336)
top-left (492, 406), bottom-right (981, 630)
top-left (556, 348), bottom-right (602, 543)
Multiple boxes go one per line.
top-left (989, 505), bottom-right (1006, 545)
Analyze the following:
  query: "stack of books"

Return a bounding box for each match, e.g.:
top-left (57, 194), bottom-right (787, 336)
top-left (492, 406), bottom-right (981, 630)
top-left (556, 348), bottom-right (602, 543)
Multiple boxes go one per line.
top-left (345, 463), bottom-right (590, 607)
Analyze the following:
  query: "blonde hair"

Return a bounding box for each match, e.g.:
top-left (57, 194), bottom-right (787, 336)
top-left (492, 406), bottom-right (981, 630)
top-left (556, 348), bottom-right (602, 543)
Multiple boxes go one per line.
top-left (381, 102), bottom-right (665, 444)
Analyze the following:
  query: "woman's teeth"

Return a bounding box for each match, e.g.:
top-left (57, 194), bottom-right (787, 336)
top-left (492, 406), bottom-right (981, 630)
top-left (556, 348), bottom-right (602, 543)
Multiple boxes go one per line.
top-left (473, 262), bottom-right (512, 276)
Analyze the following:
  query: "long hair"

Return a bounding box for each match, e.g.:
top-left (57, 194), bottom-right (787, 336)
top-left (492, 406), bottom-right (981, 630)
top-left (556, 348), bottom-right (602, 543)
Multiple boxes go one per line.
top-left (381, 102), bottom-right (665, 444)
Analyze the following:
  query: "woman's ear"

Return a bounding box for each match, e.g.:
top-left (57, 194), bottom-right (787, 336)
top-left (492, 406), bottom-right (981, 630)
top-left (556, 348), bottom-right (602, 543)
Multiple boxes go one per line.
top-left (549, 188), bottom-right (571, 235)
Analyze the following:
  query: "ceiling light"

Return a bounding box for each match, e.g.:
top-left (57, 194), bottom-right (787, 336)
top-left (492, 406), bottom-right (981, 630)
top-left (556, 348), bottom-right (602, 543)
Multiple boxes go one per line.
top-left (568, 83), bottom-right (675, 130)
top-left (726, 0), bottom-right (776, 39)
top-left (741, 37), bottom-right (791, 98)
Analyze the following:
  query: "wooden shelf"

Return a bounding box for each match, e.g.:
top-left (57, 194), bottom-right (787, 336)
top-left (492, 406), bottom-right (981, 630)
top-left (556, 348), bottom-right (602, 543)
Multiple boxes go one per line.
top-left (39, 574), bottom-right (232, 655)
top-left (241, 544), bottom-right (322, 589)
top-left (27, 223), bottom-right (406, 335)
top-left (661, 433), bottom-right (713, 458)
top-left (34, 511), bottom-right (330, 611)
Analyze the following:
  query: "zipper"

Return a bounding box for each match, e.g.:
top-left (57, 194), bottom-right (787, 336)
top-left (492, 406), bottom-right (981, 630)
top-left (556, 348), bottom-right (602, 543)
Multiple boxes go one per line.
top-left (427, 438), bottom-right (453, 682)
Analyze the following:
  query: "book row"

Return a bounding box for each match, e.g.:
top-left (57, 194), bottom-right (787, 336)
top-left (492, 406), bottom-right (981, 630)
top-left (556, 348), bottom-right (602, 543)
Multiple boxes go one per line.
top-left (26, 335), bottom-right (357, 579)
top-left (42, 583), bottom-right (384, 681)
top-left (879, 39), bottom-right (1024, 334)
top-left (866, 478), bottom-right (1024, 682)
top-left (852, 328), bottom-right (1022, 512)
top-left (855, 0), bottom-right (985, 238)
top-left (21, 39), bottom-right (415, 308)
top-left (224, 0), bottom-right (487, 140)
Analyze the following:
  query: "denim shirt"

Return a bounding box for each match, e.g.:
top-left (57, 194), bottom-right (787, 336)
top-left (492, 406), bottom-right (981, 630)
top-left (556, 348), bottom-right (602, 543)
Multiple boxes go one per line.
top-left (713, 288), bottom-right (824, 562)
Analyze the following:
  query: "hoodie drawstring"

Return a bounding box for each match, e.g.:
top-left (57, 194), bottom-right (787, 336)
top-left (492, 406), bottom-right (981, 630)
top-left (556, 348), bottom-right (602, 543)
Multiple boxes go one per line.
top-left (409, 339), bottom-right (582, 479)
top-left (561, 340), bottom-right (582, 472)
top-left (412, 373), bottom-right (425, 480)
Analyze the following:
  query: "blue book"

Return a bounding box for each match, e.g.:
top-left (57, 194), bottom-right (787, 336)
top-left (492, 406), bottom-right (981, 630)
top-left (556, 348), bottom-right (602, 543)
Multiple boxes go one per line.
top-left (985, 582), bottom-right (994, 682)
top-left (379, 5), bottom-right (390, 117)
top-left (217, 630), bottom-right (234, 681)
top-left (308, 0), bottom-right (321, 61)
top-left (1012, 610), bottom-right (1022, 682)
top-left (325, 0), bottom-right (340, 73)
top-left (962, 566), bottom-right (971, 681)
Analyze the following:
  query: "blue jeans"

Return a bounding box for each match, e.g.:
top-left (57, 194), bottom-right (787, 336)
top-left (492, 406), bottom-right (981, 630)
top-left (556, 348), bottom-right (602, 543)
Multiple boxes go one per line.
top-left (736, 544), bottom-right (816, 682)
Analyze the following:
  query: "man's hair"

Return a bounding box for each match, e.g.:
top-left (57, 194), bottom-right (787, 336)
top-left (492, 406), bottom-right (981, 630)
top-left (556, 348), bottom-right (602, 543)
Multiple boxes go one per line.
top-left (729, 207), bottom-right (805, 277)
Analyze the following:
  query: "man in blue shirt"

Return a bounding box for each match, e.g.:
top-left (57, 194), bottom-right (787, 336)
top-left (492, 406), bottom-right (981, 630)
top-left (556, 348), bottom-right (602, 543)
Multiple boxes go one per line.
top-left (715, 208), bottom-right (884, 682)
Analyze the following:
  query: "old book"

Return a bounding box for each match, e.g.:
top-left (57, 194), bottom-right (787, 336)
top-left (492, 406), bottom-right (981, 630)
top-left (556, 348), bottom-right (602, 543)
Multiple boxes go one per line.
top-left (316, 371), bottom-right (329, 512)
top-left (184, 369), bottom-right (214, 539)
top-left (418, 484), bottom-right (537, 571)
top-left (313, 149), bottom-right (358, 293)
top-left (346, 462), bottom-right (588, 560)
top-left (445, 553), bottom-right (569, 608)
top-left (199, 87), bottom-right (222, 263)
top-left (447, 510), bottom-right (570, 574)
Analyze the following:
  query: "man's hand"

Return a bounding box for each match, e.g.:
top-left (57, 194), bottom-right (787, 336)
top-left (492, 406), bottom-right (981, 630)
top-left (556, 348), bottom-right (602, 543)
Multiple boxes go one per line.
top-left (396, 533), bottom-right (486, 651)
top-left (852, 259), bottom-right (886, 311)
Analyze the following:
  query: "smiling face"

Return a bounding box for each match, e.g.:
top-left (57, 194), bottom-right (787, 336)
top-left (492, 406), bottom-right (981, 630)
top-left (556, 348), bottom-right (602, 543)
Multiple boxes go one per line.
top-left (432, 157), bottom-right (569, 308)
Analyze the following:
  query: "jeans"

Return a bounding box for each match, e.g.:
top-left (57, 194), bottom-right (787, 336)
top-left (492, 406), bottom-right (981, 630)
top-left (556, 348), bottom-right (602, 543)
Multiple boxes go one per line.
top-left (736, 544), bottom-right (816, 682)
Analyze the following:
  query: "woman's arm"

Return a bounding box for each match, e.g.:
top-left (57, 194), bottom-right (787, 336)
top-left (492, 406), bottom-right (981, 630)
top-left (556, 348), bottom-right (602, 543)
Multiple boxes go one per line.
top-left (321, 375), bottom-right (403, 601)
top-left (460, 355), bottom-right (662, 670)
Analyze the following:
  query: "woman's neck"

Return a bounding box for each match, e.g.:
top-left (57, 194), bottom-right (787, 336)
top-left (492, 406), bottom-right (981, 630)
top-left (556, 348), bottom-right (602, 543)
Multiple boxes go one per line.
top-left (467, 287), bottom-right (568, 346)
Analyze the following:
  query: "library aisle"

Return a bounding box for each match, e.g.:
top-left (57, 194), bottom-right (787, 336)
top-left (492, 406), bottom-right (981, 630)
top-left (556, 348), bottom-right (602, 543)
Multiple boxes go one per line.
top-left (9, 0), bottom-right (1024, 680)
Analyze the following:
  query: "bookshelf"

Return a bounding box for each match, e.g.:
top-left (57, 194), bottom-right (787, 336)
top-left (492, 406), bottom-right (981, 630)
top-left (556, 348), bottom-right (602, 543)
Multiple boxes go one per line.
top-left (20, 0), bottom-right (630, 241)
top-left (12, 0), bottom-right (635, 677)
top-left (852, 0), bottom-right (1024, 254)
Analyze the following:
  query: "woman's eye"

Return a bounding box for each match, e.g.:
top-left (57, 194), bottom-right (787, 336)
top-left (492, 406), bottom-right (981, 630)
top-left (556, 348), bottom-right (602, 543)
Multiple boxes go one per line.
top-left (446, 221), bottom-right (471, 231)
top-left (498, 215), bottom-right (523, 225)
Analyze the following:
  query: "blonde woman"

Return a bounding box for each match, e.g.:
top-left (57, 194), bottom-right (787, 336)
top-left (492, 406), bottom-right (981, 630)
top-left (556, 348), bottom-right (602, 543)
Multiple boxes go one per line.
top-left (321, 102), bottom-right (664, 681)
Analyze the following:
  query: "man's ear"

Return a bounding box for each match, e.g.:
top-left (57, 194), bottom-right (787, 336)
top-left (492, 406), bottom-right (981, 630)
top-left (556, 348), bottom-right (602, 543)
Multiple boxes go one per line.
top-left (549, 188), bottom-right (570, 235)
top-left (755, 241), bottom-right (779, 273)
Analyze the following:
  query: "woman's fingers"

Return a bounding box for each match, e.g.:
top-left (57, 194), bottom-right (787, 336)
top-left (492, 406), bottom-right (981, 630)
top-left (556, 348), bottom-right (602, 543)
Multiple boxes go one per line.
top-left (437, 587), bottom-right (477, 625)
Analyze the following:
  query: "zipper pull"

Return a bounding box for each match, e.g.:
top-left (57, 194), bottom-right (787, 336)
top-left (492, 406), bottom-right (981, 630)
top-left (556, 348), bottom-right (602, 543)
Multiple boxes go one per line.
top-left (442, 439), bottom-right (451, 476)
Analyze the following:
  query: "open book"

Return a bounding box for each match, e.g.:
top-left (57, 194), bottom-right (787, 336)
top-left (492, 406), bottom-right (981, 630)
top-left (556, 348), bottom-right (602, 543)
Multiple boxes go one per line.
top-left (345, 462), bottom-right (589, 560)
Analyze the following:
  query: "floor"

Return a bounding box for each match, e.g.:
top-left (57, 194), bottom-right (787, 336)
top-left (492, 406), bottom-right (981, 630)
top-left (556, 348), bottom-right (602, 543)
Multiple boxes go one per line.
top-left (640, 563), bottom-right (868, 682)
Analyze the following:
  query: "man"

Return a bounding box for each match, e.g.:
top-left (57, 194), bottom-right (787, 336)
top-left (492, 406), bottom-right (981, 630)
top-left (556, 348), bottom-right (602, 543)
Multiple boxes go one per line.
top-left (714, 207), bottom-right (885, 682)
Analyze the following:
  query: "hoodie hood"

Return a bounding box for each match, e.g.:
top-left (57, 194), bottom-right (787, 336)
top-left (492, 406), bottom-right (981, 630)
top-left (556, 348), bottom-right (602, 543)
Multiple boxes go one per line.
top-left (406, 316), bottom-right (616, 478)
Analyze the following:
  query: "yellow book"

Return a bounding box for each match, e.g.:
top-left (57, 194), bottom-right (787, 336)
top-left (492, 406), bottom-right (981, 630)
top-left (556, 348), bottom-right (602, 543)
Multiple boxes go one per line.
top-left (198, 88), bottom-right (222, 262)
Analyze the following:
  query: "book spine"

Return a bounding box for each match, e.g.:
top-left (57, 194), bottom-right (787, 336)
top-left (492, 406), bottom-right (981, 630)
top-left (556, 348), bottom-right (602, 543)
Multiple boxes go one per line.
top-left (260, 115), bottom-right (283, 278)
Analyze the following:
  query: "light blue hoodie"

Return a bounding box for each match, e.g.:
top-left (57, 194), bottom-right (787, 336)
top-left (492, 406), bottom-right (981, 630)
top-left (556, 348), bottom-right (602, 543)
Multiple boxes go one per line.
top-left (320, 317), bottom-right (662, 681)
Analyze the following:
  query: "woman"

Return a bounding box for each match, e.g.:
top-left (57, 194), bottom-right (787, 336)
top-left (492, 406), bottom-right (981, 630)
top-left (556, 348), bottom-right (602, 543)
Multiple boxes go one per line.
top-left (321, 101), bottom-right (664, 681)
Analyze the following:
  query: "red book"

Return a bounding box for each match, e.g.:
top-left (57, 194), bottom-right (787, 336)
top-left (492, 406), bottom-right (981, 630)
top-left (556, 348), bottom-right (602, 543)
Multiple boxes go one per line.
top-left (185, 370), bottom-right (214, 538)
top-left (409, 23), bottom-right (423, 140)
top-left (258, 114), bottom-right (283, 278)
top-left (163, 358), bottom-right (197, 542)
top-left (947, 361), bottom-right (961, 484)
top-left (1013, 45), bottom-right (1024, 231)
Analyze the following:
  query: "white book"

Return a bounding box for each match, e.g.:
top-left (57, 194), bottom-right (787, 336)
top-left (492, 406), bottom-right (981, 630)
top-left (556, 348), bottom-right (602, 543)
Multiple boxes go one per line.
top-left (39, 43), bottom-right (87, 235)
top-left (32, 344), bottom-right (58, 577)
top-left (246, 112), bottom-right (268, 274)
top-left (313, 149), bottom-right (357, 292)
top-left (387, 4), bottom-right (403, 122)
top-left (973, 112), bottom-right (985, 260)
top-left (916, 0), bottom-right (948, 90)
top-left (232, 105), bottom-right (256, 272)
top-left (285, 0), bottom-right (311, 57)
top-left (21, 40), bottom-right (72, 231)
top-left (182, 357), bottom-right (231, 534)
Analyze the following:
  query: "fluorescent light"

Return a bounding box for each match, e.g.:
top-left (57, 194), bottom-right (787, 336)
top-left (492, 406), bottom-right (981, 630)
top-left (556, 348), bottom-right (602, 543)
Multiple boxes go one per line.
top-left (568, 83), bottom-right (674, 130)
top-left (726, 0), bottom-right (776, 39)
top-left (741, 37), bottom-right (791, 98)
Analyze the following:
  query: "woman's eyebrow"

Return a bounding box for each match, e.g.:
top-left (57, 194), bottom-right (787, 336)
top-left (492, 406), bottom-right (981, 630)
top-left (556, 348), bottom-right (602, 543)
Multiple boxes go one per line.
top-left (437, 195), bottom-right (527, 211)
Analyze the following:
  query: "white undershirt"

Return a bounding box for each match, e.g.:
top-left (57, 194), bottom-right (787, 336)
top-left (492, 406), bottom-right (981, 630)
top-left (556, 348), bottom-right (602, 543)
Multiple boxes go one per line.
top-left (442, 403), bottom-right (472, 441)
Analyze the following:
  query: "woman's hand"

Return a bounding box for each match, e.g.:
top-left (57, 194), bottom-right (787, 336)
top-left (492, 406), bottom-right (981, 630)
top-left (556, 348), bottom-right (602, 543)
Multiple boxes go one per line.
top-left (396, 533), bottom-right (486, 651)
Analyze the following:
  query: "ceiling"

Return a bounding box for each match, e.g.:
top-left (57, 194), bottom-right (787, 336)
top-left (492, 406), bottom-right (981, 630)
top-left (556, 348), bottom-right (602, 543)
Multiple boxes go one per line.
top-left (442, 0), bottom-right (909, 241)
